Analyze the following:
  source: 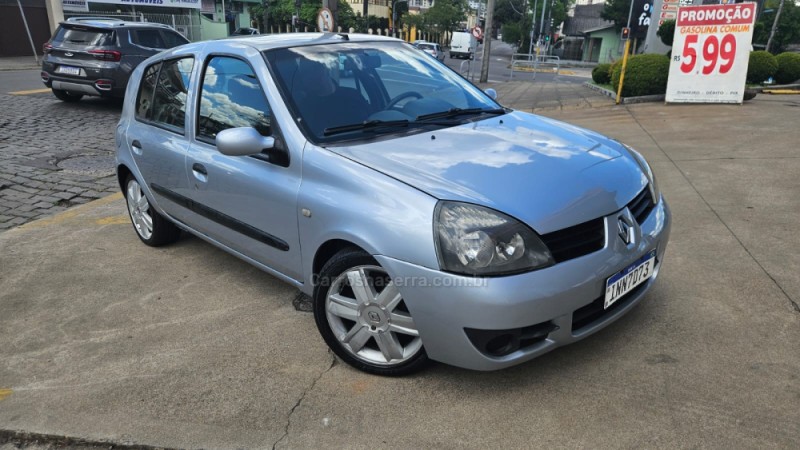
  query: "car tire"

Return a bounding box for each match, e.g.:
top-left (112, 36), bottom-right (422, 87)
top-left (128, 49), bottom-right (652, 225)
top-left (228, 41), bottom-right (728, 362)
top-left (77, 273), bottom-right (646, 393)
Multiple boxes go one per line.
top-left (124, 175), bottom-right (181, 247)
top-left (52, 88), bottom-right (83, 102)
top-left (313, 248), bottom-right (428, 376)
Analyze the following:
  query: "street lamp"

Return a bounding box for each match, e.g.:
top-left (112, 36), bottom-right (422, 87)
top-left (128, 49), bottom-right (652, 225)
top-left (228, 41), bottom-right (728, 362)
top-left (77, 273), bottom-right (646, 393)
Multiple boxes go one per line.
top-left (392, 0), bottom-right (408, 38)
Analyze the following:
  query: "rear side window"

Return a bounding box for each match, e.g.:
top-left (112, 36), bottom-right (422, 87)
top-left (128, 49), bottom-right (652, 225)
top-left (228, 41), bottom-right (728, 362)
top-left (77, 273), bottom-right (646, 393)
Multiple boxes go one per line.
top-left (161, 30), bottom-right (189, 48)
top-left (197, 56), bottom-right (272, 142)
top-left (52, 26), bottom-right (115, 46)
top-left (131, 29), bottom-right (166, 49)
top-left (136, 58), bottom-right (195, 133)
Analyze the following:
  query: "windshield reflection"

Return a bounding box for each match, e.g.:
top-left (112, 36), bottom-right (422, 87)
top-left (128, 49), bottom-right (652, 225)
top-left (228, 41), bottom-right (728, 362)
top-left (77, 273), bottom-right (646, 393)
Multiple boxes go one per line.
top-left (264, 41), bottom-right (499, 143)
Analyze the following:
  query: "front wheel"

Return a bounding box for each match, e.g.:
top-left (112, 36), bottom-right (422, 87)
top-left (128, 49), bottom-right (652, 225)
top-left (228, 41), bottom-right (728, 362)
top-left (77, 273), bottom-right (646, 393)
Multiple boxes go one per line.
top-left (313, 248), bottom-right (428, 376)
top-left (52, 88), bottom-right (83, 102)
top-left (124, 175), bottom-right (181, 247)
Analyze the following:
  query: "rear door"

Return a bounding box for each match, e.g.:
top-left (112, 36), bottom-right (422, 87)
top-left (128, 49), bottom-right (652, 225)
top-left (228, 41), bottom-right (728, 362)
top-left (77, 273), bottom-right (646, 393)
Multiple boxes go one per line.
top-left (125, 57), bottom-right (197, 224)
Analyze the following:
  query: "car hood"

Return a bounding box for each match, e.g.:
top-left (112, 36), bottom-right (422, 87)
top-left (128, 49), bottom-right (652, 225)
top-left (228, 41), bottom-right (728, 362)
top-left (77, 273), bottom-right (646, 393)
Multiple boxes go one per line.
top-left (327, 111), bottom-right (648, 234)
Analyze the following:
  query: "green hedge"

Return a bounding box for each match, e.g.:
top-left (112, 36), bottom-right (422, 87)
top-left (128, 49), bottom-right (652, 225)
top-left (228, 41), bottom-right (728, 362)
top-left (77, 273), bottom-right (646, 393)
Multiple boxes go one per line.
top-left (592, 63), bottom-right (612, 84)
top-left (774, 52), bottom-right (800, 85)
top-left (747, 51), bottom-right (778, 84)
top-left (611, 54), bottom-right (671, 97)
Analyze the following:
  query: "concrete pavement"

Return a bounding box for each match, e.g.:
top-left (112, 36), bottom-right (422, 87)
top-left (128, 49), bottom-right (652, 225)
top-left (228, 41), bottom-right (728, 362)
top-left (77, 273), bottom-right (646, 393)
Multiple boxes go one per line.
top-left (1, 95), bottom-right (799, 448)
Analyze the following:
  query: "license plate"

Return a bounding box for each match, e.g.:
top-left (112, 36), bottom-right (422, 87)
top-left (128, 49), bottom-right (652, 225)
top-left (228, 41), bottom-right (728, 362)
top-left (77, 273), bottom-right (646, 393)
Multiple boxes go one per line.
top-left (56, 65), bottom-right (81, 76)
top-left (604, 250), bottom-right (656, 309)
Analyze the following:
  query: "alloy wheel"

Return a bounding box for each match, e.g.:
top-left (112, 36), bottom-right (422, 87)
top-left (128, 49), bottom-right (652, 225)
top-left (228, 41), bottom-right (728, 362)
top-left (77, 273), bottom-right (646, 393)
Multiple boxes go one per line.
top-left (325, 265), bottom-right (422, 366)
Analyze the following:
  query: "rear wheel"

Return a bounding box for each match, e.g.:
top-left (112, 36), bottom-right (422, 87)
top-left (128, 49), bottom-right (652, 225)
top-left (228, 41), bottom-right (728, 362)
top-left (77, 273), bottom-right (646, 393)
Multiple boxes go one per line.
top-left (313, 248), bottom-right (428, 376)
top-left (124, 175), bottom-right (181, 247)
top-left (52, 88), bottom-right (83, 102)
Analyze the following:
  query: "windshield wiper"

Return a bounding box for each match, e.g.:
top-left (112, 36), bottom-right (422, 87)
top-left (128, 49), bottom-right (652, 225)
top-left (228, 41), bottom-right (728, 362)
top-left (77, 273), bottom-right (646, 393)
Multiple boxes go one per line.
top-left (416, 107), bottom-right (506, 121)
top-left (324, 119), bottom-right (410, 136)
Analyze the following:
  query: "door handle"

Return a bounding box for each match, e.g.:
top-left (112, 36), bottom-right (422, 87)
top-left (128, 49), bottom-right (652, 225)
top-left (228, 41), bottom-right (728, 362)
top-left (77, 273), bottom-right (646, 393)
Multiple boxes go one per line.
top-left (192, 163), bottom-right (207, 175)
top-left (131, 139), bottom-right (142, 155)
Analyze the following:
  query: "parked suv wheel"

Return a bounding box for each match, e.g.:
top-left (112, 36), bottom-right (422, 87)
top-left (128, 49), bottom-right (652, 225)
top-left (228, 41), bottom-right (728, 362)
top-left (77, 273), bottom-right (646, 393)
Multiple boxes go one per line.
top-left (313, 248), bottom-right (428, 376)
top-left (52, 88), bottom-right (83, 102)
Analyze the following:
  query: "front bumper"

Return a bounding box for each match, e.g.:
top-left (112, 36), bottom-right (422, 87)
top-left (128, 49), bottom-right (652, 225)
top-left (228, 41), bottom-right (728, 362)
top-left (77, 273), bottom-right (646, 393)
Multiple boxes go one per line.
top-left (376, 198), bottom-right (671, 371)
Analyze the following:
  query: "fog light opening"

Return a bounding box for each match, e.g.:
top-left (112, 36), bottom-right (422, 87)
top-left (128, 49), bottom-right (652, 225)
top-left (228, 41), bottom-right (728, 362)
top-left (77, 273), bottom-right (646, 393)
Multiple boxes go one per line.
top-left (485, 334), bottom-right (518, 357)
top-left (41, 71), bottom-right (50, 82)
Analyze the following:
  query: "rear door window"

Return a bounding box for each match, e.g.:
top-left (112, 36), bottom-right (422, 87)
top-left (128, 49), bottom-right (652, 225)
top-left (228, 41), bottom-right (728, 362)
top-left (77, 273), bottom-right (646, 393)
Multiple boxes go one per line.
top-left (131, 29), bottom-right (166, 49)
top-left (160, 30), bottom-right (189, 48)
top-left (136, 58), bottom-right (195, 133)
top-left (52, 26), bottom-right (115, 46)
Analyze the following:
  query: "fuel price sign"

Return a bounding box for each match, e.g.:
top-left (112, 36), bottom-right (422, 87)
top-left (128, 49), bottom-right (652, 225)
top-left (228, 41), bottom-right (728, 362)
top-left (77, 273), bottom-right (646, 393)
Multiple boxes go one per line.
top-left (665, 2), bottom-right (757, 104)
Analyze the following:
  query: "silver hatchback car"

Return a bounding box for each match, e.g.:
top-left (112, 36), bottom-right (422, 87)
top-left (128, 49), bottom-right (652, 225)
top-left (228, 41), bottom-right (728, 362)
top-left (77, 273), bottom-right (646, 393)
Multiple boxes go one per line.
top-left (116, 33), bottom-right (670, 375)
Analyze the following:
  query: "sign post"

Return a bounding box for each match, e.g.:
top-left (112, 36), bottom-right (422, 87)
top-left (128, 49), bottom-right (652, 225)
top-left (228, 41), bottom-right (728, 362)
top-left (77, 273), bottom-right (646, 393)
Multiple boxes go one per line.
top-left (665, 2), bottom-right (757, 104)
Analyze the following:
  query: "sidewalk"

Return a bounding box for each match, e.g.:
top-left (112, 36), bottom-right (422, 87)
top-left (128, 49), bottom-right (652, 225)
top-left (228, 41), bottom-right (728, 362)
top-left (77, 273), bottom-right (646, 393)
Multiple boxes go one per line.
top-left (1, 95), bottom-right (798, 448)
top-left (0, 56), bottom-right (42, 71)
top-left (481, 80), bottom-right (616, 111)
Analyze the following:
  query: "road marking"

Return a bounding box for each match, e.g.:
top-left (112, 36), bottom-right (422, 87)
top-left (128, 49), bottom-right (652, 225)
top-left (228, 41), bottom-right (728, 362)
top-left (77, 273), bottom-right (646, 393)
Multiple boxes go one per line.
top-left (0, 389), bottom-right (11, 401)
top-left (9, 88), bottom-right (51, 95)
top-left (95, 214), bottom-right (129, 225)
top-left (17, 193), bottom-right (123, 230)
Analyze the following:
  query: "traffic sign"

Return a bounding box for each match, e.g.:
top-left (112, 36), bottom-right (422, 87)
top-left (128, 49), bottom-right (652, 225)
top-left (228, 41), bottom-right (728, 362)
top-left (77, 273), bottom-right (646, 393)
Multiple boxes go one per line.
top-left (317, 7), bottom-right (334, 32)
top-left (472, 26), bottom-right (482, 39)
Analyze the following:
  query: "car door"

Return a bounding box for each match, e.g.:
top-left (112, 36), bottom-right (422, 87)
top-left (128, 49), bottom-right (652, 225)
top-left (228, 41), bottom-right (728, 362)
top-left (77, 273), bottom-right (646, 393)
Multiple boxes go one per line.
top-left (125, 57), bottom-right (196, 224)
top-left (183, 55), bottom-right (303, 281)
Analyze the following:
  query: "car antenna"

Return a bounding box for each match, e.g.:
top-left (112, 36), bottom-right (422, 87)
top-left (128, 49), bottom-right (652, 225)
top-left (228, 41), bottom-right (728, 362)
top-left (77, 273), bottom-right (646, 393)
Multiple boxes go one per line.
top-left (336, 33), bottom-right (349, 41)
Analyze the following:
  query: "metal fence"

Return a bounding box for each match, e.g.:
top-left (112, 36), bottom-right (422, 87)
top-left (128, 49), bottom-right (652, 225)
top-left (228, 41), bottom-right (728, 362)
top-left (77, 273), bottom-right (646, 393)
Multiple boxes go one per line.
top-left (63, 11), bottom-right (201, 42)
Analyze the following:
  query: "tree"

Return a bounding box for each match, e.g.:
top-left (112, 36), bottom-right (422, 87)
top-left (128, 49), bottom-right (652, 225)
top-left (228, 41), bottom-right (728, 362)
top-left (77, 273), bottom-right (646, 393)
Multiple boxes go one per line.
top-left (249, 0), bottom-right (357, 32)
top-left (657, 19), bottom-right (675, 47)
top-left (494, 0), bottom-right (573, 50)
top-left (424, 0), bottom-right (469, 36)
top-left (753, 0), bottom-right (800, 54)
top-left (600, 0), bottom-right (630, 31)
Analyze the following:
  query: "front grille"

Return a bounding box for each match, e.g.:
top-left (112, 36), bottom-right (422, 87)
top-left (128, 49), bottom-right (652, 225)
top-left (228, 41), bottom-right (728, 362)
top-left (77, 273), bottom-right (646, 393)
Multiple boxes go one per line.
top-left (571, 281), bottom-right (648, 332)
top-left (627, 186), bottom-right (655, 224)
top-left (541, 217), bottom-right (605, 263)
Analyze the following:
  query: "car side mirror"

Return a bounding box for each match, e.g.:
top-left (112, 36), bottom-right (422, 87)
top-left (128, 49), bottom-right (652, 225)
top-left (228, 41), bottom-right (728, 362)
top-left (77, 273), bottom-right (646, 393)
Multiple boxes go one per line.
top-left (216, 127), bottom-right (275, 157)
top-left (485, 88), bottom-right (497, 100)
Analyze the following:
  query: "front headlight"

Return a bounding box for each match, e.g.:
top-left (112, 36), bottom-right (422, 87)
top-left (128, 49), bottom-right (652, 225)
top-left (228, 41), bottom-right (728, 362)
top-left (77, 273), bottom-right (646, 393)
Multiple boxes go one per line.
top-left (434, 202), bottom-right (555, 276)
top-left (623, 144), bottom-right (661, 204)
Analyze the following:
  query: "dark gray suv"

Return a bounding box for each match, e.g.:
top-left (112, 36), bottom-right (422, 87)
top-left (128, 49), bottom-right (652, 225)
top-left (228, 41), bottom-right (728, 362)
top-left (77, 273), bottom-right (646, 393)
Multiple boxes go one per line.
top-left (41, 18), bottom-right (189, 102)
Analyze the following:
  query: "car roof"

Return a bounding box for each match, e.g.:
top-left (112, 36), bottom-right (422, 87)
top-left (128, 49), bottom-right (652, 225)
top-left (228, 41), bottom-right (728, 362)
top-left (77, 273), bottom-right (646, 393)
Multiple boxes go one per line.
top-left (60, 18), bottom-right (174, 30)
top-left (218, 32), bottom-right (402, 51)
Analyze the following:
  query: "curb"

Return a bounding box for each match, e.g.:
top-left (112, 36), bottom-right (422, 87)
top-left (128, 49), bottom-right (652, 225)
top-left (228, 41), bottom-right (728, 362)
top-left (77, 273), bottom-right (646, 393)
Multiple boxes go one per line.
top-left (583, 82), bottom-right (665, 104)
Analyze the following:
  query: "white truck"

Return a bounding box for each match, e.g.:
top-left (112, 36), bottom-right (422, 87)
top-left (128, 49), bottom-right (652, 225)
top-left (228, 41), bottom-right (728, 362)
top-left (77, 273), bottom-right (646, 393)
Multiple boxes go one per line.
top-left (449, 31), bottom-right (477, 60)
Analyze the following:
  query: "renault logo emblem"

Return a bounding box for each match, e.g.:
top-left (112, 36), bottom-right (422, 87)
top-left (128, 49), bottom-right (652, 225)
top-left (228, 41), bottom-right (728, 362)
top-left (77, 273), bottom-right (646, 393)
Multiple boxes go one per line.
top-left (617, 213), bottom-right (634, 245)
top-left (64, 52), bottom-right (74, 57)
top-left (367, 311), bottom-right (381, 323)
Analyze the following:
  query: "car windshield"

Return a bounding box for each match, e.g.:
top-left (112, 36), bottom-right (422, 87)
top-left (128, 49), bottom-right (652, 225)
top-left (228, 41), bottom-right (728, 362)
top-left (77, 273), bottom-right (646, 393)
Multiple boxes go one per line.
top-left (418, 44), bottom-right (434, 50)
top-left (264, 41), bottom-right (501, 144)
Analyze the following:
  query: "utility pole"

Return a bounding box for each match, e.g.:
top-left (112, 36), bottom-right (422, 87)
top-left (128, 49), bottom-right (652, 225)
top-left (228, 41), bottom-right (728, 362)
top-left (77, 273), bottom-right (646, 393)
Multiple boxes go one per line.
top-left (766, 0), bottom-right (785, 53)
top-left (529, 0), bottom-right (538, 55)
top-left (479, 0), bottom-right (495, 83)
top-left (615, 0), bottom-right (636, 104)
top-left (538, 0), bottom-right (547, 38)
top-left (363, 0), bottom-right (368, 32)
top-left (16, 0), bottom-right (39, 64)
top-left (295, 0), bottom-right (301, 32)
top-left (264, 0), bottom-right (269, 34)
